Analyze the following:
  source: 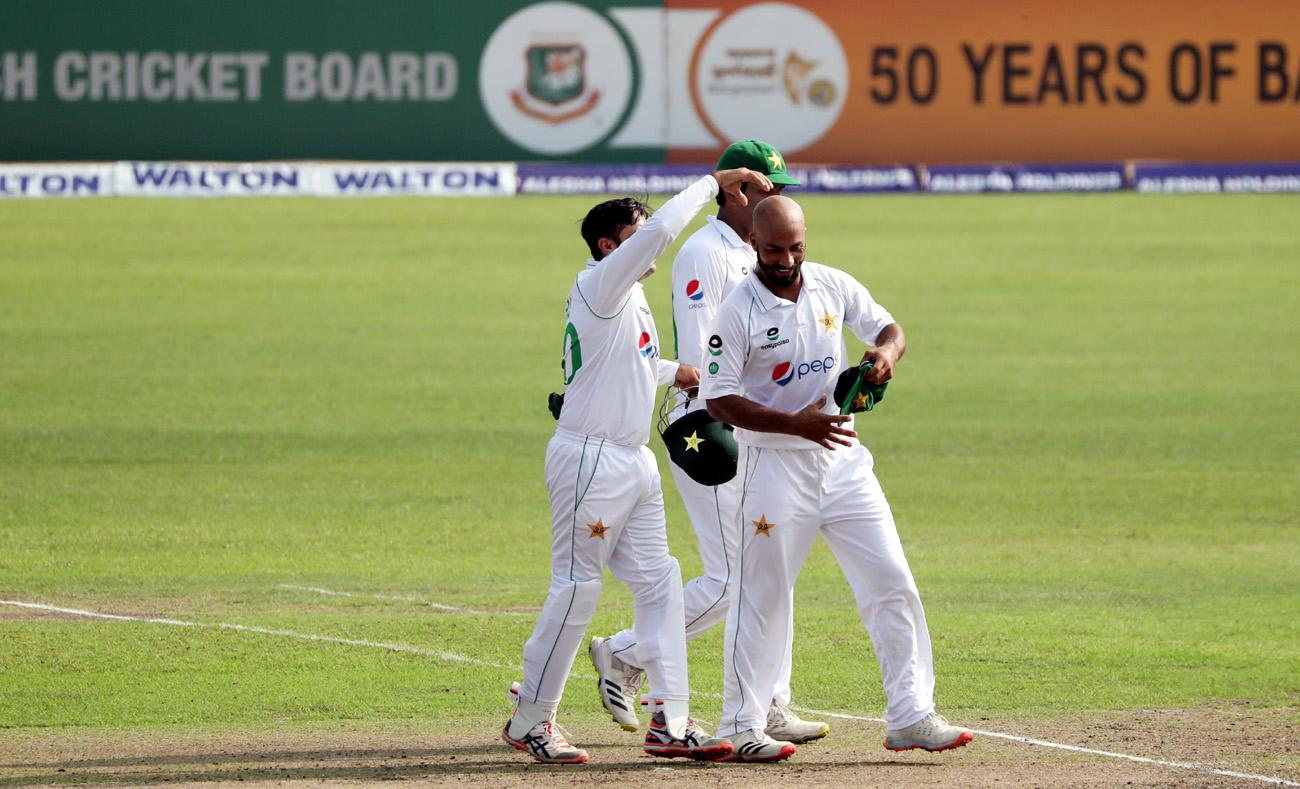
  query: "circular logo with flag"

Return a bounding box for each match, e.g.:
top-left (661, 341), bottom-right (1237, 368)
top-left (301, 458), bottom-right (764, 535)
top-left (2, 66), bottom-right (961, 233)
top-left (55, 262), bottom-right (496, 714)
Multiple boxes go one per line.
top-left (685, 280), bottom-right (704, 301)
top-left (772, 361), bottom-right (794, 386)
top-left (479, 2), bottom-right (635, 155)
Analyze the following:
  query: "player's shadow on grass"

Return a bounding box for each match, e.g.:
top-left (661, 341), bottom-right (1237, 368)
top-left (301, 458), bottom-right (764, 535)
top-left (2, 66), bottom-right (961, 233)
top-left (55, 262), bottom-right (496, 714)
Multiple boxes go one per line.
top-left (0, 742), bottom-right (938, 785)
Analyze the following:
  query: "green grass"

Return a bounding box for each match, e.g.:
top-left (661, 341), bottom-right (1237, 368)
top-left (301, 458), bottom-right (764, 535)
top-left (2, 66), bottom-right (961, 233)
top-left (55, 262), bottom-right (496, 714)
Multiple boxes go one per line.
top-left (1, 194), bottom-right (1297, 733)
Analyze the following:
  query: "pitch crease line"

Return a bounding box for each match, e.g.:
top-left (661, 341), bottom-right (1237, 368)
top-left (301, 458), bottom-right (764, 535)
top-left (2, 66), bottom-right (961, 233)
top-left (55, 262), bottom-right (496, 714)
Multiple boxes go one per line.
top-left (277, 584), bottom-right (533, 616)
top-left (792, 706), bottom-right (1299, 788)
top-left (0, 599), bottom-right (509, 669)
top-left (3, 599), bottom-right (1293, 787)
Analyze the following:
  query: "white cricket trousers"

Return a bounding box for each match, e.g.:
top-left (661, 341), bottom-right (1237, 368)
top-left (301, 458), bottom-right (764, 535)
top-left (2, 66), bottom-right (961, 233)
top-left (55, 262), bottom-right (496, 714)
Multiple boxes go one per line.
top-left (720, 441), bottom-right (935, 735)
top-left (519, 428), bottom-right (689, 709)
top-left (606, 460), bottom-right (796, 707)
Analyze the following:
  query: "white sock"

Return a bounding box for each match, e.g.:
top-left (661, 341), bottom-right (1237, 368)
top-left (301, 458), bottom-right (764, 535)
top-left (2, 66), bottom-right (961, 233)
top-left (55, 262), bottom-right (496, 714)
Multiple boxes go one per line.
top-left (507, 698), bottom-right (556, 740)
top-left (661, 698), bottom-right (690, 740)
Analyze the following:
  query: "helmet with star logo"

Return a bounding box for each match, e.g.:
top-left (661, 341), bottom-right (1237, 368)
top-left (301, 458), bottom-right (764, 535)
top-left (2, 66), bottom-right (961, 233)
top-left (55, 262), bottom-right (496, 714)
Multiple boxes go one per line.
top-left (660, 407), bottom-right (738, 486)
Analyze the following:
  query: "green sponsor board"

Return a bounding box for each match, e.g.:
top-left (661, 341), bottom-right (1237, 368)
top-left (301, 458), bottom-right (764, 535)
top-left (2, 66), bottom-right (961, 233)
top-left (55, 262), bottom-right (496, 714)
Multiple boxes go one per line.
top-left (0, 0), bottom-right (659, 161)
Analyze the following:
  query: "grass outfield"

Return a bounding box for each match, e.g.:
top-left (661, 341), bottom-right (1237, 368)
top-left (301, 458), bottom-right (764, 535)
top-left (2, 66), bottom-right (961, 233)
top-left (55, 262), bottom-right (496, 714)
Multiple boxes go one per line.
top-left (0, 194), bottom-right (1297, 780)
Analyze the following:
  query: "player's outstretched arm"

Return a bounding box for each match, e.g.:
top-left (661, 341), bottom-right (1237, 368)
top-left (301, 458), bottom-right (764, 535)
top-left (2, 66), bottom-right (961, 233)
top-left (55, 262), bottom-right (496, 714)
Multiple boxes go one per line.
top-left (580, 169), bottom-right (767, 316)
top-left (706, 394), bottom-right (856, 450)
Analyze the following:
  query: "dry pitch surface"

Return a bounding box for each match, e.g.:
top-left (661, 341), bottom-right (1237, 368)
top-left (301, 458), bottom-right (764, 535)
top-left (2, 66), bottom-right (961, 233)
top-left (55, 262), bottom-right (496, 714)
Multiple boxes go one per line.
top-left (2, 706), bottom-right (1296, 788)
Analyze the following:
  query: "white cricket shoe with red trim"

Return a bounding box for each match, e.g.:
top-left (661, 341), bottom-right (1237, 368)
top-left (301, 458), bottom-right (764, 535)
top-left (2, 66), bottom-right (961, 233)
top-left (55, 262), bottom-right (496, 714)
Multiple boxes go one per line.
top-left (884, 712), bottom-right (974, 752)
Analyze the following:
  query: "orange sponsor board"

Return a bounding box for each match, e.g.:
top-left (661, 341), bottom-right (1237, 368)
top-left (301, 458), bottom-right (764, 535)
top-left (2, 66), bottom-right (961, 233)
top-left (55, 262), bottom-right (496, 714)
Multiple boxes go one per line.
top-left (668, 0), bottom-right (1300, 163)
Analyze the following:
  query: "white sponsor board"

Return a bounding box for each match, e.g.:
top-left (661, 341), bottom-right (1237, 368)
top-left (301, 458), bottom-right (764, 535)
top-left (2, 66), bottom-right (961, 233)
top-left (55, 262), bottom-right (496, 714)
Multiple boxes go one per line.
top-left (0, 162), bottom-right (516, 197)
top-left (116, 161), bottom-right (309, 196)
top-left (319, 163), bottom-right (516, 196)
top-left (0, 163), bottom-right (114, 197)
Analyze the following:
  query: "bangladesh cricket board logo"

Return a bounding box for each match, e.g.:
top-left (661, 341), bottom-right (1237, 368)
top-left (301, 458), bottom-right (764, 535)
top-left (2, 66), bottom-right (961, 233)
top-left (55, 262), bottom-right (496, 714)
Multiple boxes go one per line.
top-left (480, 2), bottom-right (633, 155)
top-left (513, 45), bottom-right (600, 123)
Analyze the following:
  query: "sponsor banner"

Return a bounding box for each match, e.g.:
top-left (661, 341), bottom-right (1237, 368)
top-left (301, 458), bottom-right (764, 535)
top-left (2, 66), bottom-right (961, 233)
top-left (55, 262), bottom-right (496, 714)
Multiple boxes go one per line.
top-left (925, 163), bottom-right (1127, 193)
top-left (667, 0), bottom-right (1300, 164)
top-left (1133, 162), bottom-right (1300, 193)
top-left (0, 163), bottom-right (112, 197)
top-left (518, 164), bottom-right (705, 195)
top-left (116, 162), bottom-right (309, 197)
top-left (6, 2), bottom-right (1300, 164)
top-left (0, 162), bottom-right (516, 197)
top-left (794, 166), bottom-right (916, 193)
top-left (318, 163), bottom-right (516, 196)
top-left (516, 163), bottom-right (916, 193)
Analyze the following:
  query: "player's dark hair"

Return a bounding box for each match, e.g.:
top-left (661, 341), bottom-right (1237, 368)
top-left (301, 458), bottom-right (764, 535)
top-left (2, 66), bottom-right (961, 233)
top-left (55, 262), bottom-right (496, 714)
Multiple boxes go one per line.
top-left (581, 197), bottom-right (650, 260)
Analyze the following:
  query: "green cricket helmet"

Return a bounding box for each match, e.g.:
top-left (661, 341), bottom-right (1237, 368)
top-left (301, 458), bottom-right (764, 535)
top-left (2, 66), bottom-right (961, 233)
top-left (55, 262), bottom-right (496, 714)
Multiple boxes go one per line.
top-left (661, 408), bottom-right (738, 487)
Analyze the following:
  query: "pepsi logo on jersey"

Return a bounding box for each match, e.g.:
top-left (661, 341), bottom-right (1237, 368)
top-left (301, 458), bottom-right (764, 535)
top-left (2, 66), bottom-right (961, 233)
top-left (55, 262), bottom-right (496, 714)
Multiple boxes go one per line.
top-left (772, 355), bottom-right (836, 386)
top-left (684, 279), bottom-right (707, 310)
top-left (638, 331), bottom-right (659, 359)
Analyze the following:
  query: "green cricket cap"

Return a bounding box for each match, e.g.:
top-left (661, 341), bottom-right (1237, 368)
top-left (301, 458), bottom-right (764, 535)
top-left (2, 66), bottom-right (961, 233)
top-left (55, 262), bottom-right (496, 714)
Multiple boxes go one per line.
top-left (661, 409), bottom-right (738, 486)
top-left (715, 139), bottom-right (801, 186)
top-left (834, 361), bottom-right (889, 415)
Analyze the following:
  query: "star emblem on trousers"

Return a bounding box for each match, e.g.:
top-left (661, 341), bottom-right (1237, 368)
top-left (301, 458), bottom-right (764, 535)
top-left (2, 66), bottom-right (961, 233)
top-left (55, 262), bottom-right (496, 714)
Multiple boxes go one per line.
top-left (752, 514), bottom-right (774, 537)
top-left (588, 518), bottom-right (608, 539)
top-left (683, 431), bottom-right (705, 452)
top-left (819, 311), bottom-right (837, 331)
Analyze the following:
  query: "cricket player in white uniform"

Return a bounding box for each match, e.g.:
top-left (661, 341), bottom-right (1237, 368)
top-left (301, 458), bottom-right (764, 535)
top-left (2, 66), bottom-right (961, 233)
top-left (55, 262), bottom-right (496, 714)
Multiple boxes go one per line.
top-left (700, 195), bottom-right (975, 761)
top-left (502, 167), bottom-right (773, 765)
top-left (591, 141), bottom-right (829, 744)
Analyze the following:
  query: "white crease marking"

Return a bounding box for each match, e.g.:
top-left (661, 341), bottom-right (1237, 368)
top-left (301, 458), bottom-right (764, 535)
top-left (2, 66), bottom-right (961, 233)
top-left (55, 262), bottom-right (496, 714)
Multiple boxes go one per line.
top-left (792, 706), bottom-right (1299, 788)
top-left (0, 599), bottom-right (506, 669)
top-left (3, 598), bottom-right (1294, 787)
top-left (277, 584), bottom-right (533, 617)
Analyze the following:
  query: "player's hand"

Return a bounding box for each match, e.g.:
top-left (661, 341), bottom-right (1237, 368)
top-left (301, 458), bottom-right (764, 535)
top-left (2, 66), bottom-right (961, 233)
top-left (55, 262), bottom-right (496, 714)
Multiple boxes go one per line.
top-left (862, 347), bottom-right (897, 384)
top-left (712, 168), bottom-right (774, 207)
top-left (790, 395), bottom-right (856, 450)
top-left (674, 364), bottom-right (701, 392)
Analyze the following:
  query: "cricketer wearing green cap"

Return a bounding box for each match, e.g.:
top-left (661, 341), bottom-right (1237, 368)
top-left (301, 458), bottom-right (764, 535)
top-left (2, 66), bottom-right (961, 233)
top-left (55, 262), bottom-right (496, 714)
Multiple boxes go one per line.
top-left (715, 139), bottom-right (802, 188)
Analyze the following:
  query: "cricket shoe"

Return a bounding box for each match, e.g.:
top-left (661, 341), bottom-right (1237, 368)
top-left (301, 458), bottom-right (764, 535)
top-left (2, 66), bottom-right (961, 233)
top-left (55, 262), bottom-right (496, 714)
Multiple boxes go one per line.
top-left (884, 712), bottom-right (974, 752)
top-left (765, 701), bottom-right (829, 743)
top-left (643, 710), bottom-right (734, 761)
top-left (720, 728), bottom-right (797, 762)
top-left (501, 719), bottom-right (589, 764)
top-left (588, 636), bottom-right (644, 731)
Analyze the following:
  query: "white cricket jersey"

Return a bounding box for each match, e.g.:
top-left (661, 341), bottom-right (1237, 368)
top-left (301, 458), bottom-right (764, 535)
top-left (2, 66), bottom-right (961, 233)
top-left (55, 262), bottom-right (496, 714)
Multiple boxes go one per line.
top-left (700, 261), bottom-right (896, 450)
top-left (670, 215), bottom-right (752, 422)
top-left (557, 174), bottom-right (721, 447)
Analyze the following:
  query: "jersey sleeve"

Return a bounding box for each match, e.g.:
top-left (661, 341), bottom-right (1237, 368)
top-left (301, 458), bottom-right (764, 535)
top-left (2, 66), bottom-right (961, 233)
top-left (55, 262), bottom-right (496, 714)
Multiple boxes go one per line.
top-left (576, 175), bottom-right (720, 317)
top-left (699, 298), bottom-right (748, 401)
top-left (841, 270), bottom-right (896, 345)
top-left (655, 357), bottom-right (681, 386)
top-left (671, 240), bottom-right (731, 370)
